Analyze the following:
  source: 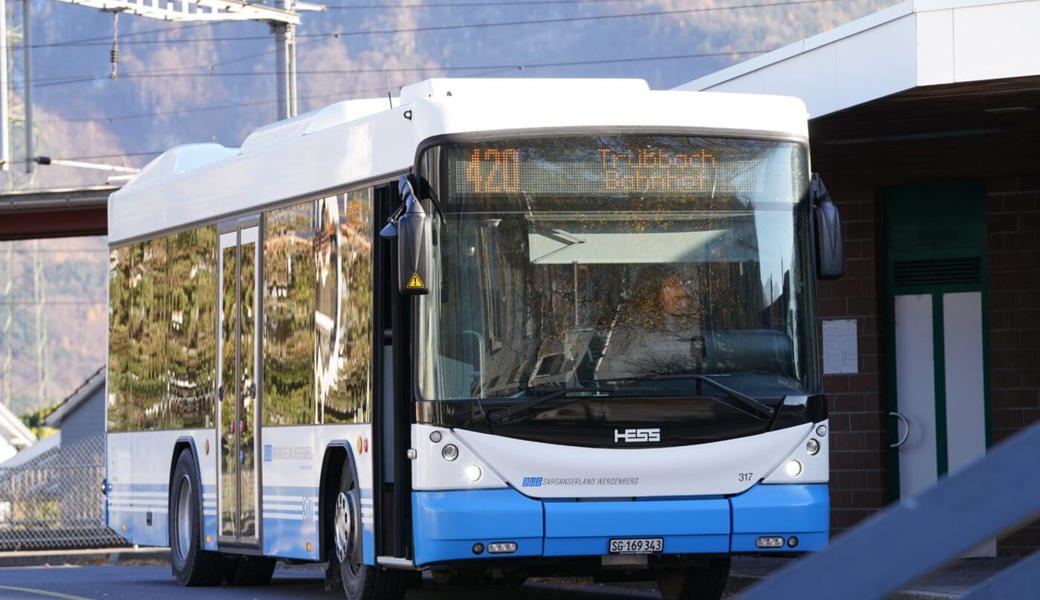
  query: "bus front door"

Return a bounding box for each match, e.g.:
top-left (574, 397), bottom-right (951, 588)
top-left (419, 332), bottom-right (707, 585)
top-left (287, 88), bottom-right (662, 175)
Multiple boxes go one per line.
top-left (217, 224), bottom-right (261, 547)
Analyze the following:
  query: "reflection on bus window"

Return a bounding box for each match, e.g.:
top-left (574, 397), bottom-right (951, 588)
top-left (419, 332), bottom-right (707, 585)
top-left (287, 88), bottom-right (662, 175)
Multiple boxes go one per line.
top-left (263, 200), bottom-right (316, 425)
top-left (320, 189), bottom-right (374, 424)
top-left (167, 228), bottom-right (217, 429)
top-left (419, 136), bottom-right (817, 402)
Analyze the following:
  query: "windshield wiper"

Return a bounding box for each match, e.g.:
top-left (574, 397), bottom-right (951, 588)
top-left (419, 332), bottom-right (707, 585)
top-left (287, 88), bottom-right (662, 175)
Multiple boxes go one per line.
top-left (487, 385), bottom-right (613, 425)
top-left (599, 372), bottom-right (776, 422)
top-left (487, 374), bottom-right (774, 425)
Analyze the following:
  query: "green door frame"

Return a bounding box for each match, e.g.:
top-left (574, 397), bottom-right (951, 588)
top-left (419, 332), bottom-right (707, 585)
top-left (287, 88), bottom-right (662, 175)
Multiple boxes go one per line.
top-left (882, 182), bottom-right (992, 501)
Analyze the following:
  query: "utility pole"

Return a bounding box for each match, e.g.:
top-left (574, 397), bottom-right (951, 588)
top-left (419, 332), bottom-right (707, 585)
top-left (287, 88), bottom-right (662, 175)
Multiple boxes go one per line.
top-left (273, 0), bottom-right (297, 119)
top-left (0, 0), bottom-right (10, 175)
top-left (2, 243), bottom-right (11, 407)
top-left (50, 0), bottom-right (322, 122)
top-left (32, 238), bottom-right (46, 411)
top-left (22, 0), bottom-right (31, 174)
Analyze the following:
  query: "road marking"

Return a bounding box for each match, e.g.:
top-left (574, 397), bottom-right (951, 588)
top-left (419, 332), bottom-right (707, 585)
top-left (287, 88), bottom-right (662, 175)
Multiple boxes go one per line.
top-left (0, 585), bottom-right (95, 600)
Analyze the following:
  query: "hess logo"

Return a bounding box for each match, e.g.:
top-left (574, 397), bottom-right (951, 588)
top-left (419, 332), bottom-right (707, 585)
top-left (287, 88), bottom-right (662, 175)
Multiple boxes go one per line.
top-left (614, 428), bottom-right (661, 443)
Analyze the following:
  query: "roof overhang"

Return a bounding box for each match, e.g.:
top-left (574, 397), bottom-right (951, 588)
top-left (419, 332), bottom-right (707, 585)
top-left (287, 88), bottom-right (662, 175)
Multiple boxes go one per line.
top-left (0, 403), bottom-right (36, 450)
top-left (678, 0), bottom-right (1040, 119)
top-left (0, 186), bottom-right (116, 241)
top-left (45, 367), bottom-right (106, 428)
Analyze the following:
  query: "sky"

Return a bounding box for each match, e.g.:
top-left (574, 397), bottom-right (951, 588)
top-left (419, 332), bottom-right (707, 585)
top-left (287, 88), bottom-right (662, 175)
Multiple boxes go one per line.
top-left (0, 0), bottom-right (896, 189)
top-left (0, 0), bottom-right (899, 413)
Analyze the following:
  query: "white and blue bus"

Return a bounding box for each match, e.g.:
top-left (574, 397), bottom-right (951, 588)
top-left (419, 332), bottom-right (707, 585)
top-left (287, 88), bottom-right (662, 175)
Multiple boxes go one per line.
top-left (105, 78), bottom-right (842, 600)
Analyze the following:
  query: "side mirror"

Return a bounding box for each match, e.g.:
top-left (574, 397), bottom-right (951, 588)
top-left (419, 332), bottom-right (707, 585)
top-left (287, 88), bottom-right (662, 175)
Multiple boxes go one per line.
top-left (811, 174), bottom-right (844, 280)
top-left (381, 175), bottom-right (432, 295)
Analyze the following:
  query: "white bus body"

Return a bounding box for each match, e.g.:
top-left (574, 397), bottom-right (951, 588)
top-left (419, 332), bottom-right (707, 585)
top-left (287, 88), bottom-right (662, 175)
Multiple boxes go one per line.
top-left (106, 78), bottom-right (830, 600)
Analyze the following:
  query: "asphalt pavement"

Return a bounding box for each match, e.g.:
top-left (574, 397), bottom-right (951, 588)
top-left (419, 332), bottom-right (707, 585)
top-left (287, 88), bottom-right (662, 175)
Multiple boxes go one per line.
top-left (0, 549), bottom-right (1018, 599)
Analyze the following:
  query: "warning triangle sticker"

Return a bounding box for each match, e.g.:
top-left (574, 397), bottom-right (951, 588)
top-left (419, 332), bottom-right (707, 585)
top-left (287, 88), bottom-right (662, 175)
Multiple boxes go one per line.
top-left (407, 272), bottom-right (425, 289)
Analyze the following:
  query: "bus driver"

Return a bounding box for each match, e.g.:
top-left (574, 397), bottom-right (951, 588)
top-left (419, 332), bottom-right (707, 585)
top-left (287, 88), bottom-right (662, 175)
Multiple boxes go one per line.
top-left (596, 269), bottom-right (705, 379)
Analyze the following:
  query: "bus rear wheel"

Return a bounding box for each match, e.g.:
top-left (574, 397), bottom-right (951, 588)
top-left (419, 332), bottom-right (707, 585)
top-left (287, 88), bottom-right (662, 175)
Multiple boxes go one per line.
top-left (332, 459), bottom-right (407, 600)
top-left (656, 558), bottom-right (730, 600)
top-left (169, 449), bottom-right (225, 586)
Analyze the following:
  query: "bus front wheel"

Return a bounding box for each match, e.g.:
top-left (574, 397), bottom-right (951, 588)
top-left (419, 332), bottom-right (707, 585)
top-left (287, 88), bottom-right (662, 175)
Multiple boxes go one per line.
top-left (169, 449), bottom-right (225, 586)
top-left (332, 459), bottom-right (407, 600)
top-left (656, 558), bottom-right (730, 600)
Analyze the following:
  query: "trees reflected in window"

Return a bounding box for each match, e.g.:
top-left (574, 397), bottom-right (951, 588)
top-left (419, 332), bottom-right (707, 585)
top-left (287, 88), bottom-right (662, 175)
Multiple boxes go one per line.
top-left (168, 230), bottom-right (217, 428)
top-left (263, 201), bottom-right (316, 425)
top-left (107, 227), bottom-right (217, 432)
top-left (265, 189), bottom-right (374, 426)
top-left (107, 187), bottom-right (375, 433)
top-left (107, 246), bottom-right (132, 431)
top-left (320, 189), bottom-right (373, 424)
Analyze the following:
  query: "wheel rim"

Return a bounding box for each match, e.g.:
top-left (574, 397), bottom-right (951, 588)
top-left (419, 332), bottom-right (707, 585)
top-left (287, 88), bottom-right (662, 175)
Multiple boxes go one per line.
top-left (334, 488), bottom-right (360, 574)
top-left (175, 475), bottom-right (192, 561)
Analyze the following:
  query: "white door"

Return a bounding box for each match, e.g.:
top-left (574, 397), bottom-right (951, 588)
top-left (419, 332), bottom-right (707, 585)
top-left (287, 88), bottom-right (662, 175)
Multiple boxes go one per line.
top-left (217, 226), bottom-right (261, 546)
top-left (892, 291), bottom-right (992, 557)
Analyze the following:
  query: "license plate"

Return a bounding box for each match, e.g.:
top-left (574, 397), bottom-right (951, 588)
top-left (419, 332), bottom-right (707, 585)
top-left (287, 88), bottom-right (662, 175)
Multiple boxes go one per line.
top-left (608, 537), bottom-right (663, 554)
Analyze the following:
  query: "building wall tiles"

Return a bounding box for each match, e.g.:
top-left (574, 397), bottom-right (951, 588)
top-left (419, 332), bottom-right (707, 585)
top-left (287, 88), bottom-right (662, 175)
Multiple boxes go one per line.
top-left (986, 177), bottom-right (1040, 556)
top-left (813, 175), bottom-right (1039, 555)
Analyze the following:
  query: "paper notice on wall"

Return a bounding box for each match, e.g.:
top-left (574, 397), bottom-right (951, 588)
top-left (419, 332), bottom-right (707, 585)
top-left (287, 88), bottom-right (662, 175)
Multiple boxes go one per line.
top-left (822, 319), bottom-right (858, 375)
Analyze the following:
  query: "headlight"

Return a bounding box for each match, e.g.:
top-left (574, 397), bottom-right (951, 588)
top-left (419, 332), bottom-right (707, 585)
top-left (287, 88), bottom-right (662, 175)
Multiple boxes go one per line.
top-left (784, 459), bottom-right (803, 478)
top-left (464, 464), bottom-right (483, 482)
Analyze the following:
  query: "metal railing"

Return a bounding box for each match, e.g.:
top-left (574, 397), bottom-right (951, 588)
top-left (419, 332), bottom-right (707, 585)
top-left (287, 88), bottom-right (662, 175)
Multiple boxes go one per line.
top-left (0, 434), bottom-right (126, 551)
top-left (741, 420), bottom-right (1040, 599)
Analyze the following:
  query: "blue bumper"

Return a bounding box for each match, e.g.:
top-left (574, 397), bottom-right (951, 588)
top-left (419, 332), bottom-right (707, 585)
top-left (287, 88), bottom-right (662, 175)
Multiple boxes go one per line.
top-left (412, 484), bottom-right (829, 566)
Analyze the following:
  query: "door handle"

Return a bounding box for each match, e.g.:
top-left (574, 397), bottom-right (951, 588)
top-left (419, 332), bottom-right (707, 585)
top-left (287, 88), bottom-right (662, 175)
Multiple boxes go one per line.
top-left (889, 411), bottom-right (910, 449)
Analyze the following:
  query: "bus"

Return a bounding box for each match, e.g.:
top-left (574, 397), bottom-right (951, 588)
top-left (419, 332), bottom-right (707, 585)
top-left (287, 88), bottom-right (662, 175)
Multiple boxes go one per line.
top-left (104, 78), bottom-right (843, 600)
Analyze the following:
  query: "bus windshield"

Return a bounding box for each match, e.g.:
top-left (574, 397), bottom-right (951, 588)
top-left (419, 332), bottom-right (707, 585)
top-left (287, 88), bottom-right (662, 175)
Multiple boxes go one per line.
top-left (417, 135), bottom-right (819, 423)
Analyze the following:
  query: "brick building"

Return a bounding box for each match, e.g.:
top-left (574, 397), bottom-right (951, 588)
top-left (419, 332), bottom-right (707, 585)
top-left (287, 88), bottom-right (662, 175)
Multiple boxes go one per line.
top-left (680, 0), bottom-right (1040, 555)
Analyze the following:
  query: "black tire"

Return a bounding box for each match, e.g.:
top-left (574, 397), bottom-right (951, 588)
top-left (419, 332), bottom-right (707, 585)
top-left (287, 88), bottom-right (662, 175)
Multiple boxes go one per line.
top-left (656, 558), bottom-right (731, 600)
top-left (169, 449), bottom-right (225, 586)
top-left (331, 458), bottom-right (408, 600)
top-left (224, 555), bottom-right (277, 586)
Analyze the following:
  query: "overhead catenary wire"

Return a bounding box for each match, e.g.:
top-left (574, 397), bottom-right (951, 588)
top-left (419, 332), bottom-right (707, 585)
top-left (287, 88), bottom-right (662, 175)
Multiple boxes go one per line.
top-left (20, 0), bottom-right (842, 90)
top-left (14, 0), bottom-right (855, 166)
top-left (327, 0), bottom-right (678, 8)
top-left (31, 0), bottom-right (840, 48)
top-left (34, 47), bottom-right (766, 123)
top-left (32, 21), bottom-right (212, 48)
top-left (25, 28), bottom-right (349, 89)
top-left (48, 48), bottom-right (766, 83)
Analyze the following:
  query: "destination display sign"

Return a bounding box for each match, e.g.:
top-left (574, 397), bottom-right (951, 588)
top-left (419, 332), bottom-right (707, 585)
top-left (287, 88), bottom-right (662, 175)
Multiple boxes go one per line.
top-left (447, 136), bottom-right (776, 196)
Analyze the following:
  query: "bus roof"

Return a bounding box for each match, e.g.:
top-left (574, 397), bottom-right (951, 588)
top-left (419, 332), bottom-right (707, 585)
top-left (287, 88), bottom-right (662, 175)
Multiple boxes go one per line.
top-left (109, 78), bottom-right (808, 245)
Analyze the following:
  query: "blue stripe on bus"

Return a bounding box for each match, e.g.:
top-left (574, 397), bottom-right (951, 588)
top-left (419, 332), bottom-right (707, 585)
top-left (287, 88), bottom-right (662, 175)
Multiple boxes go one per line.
top-left (108, 481), bottom-right (376, 560)
top-left (203, 513), bottom-right (219, 550)
top-left (107, 481), bottom-right (220, 549)
top-left (262, 485), bottom-right (319, 497)
top-left (108, 482), bottom-right (168, 491)
top-left (412, 489), bottom-right (544, 565)
top-left (543, 496), bottom-right (730, 556)
top-left (258, 485), bottom-right (374, 565)
top-left (262, 517), bottom-right (319, 560)
top-left (411, 484), bottom-right (830, 565)
top-left (107, 507), bottom-right (168, 548)
top-left (729, 483), bottom-right (829, 552)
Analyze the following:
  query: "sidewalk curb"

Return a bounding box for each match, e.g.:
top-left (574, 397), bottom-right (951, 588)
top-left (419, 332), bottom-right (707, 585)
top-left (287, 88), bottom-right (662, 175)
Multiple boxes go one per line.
top-left (726, 572), bottom-right (959, 600)
top-left (0, 548), bottom-right (170, 568)
top-left (0, 551), bottom-right (976, 599)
